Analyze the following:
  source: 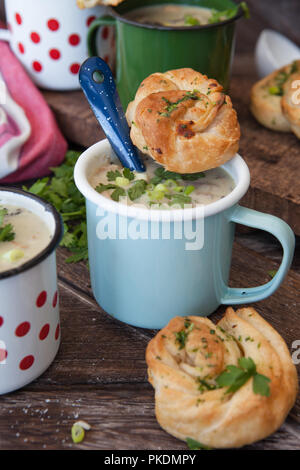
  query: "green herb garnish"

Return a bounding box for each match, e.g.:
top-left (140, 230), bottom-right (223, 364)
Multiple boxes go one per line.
top-left (175, 330), bottom-right (188, 350)
top-left (150, 168), bottom-right (205, 185)
top-left (268, 269), bottom-right (277, 278)
top-left (159, 91), bottom-right (200, 118)
top-left (111, 187), bottom-right (126, 202)
top-left (216, 357), bottom-right (271, 396)
top-left (175, 318), bottom-right (195, 349)
top-left (128, 179), bottom-right (147, 201)
top-left (184, 15), bottom-right (200, 26)
top-left (197, 378), bottom-right (218, 392)
top-left (107, 169), bottom-right (122, 181)
top-left (122, 167), bottom-right (135, 181)
top-left (24, 151), bottom-right (88, 264)
top-left (0, 207), bottom-right (15, 242)
top-left (209, 2), bottom-right (249, 24)
top-left (186, 438), bottom-right (212, 450)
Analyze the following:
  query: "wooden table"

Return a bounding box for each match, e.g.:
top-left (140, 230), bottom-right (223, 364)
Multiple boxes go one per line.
top-left (0, 234), bottom-right (299, 450)
top-left (0, 56), bottom-right (300, 450)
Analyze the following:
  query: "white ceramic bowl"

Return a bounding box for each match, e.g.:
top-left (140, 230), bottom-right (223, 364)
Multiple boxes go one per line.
top-left (0, 188), bottom-right (63, 394)
top-left (255, 29), bottom-right (300, 78)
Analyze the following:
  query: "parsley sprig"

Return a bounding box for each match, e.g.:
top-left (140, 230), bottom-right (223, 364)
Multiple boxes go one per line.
top-left (24, 151), bottom-right (88, 264)
top-left (186, 438), bottom-right (212, 450)
top-left (208, 2), bottom-right (250, 24)
top-left (216, 357), bottom-right (271, 396)
top-left (0, 207), bottom-right (15, 243)
top-left (150, 167), bottom-right (205, 185)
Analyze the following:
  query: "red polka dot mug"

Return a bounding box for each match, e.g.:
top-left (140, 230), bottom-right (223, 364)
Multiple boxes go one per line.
top-left (0, 0), bottom-right (115, 90)
top-left (0, 188), bottom-right (63, 394)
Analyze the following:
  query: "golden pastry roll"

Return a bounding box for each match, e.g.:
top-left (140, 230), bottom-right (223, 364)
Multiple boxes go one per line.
top-left (126, 68), bottom-right (240, 174)
top-left (250, 60), bottom-right (300, 138)
top-left (146, 307), bottom-right (298, 448)
top-left (77, 0), bottom-right (124, 8)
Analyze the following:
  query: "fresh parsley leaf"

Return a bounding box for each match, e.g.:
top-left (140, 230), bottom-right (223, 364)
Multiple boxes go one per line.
top-left (181, 172), bottom-right (205, 181)
top-left (238, 357), bottom-right (256, 374)
top-left (111, 187), bottom-right (126, 202)
top-left (209, 2), bottom-right (249, 24)
top-left (122, 167), bottom-right (135, 181)
top-left (216, 357), bottom-right (271, 396)
top-left (186, 438), bottom-right (212, 450)
top-left (0, 207), bottom-right (7, 227)
top-left (0, 207), bottom-right (15, 243)
top-left (127, 179), bottom-right (147, 201)
top-left (0, 223), bottom-right (15, 242)
top-left (95, 183), bottom-right (117, 193)
top-left (107, 169), bottom-right (122, 181)
top-left (253, 373), bottom-right (271, 397)
top-left (24, 150), bottom-right (88, 264)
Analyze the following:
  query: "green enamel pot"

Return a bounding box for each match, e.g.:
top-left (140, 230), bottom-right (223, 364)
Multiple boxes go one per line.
top-left (88, 0), bottom-right (245, 107)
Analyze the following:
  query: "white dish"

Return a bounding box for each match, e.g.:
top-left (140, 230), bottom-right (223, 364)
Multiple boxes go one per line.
top-left (255, 29), bottom-right (300, 78)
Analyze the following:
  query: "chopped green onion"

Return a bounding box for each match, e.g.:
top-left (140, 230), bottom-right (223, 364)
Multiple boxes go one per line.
top-left (2, 249), bottom-right (24, 262)
top-left (115, 176), bottom-right (130, 187)
top-left (269, 86), bottom-right (282, 96)
top-left (71, 424), bottom-right (85, 444)
top-left (184, 185), bottom-right (195, 196)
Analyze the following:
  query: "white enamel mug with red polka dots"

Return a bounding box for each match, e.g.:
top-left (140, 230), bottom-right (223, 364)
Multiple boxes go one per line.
top-left (0, 188), bottom-right (63, 394)
top-left (0, 0), bottom-right (115, 90)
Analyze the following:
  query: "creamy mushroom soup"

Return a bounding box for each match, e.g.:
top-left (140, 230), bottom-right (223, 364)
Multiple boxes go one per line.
top-left (124, 4), bottom-right (215, 27)
top-left (0, 205), bottom-right (52, 273)
top-left (90, 157), bottom-right (235, 209)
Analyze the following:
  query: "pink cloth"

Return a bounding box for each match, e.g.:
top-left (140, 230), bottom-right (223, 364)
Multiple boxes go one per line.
top-left (0, 39), bottom-right (67, 183)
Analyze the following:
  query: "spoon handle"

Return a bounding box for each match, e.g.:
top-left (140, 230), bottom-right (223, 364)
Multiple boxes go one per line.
top-left (79, 57), bottom-right (145, 172)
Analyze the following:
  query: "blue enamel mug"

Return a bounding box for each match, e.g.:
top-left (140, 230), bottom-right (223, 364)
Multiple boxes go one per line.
top-left (74, 139), bottom-right (295, 329)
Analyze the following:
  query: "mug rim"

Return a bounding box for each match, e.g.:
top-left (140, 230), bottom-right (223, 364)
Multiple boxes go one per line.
top-left (0, 187), bottom-right (63, 281)
top-left (108, 3), bottom-right (244, 31)
top-left (74, 139), bottom-right (250, 222)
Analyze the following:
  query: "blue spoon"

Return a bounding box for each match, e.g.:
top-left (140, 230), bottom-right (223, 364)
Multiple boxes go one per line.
top-left (79, 57), bottom-right (145, 173)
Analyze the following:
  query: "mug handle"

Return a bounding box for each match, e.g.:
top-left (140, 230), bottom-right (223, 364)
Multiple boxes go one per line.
top-left (87, 15), bottom-right (116, 57)
top-left (221, 205), bottom-right (295, 304)
top-left (0, 28), bottom-right (11, 42)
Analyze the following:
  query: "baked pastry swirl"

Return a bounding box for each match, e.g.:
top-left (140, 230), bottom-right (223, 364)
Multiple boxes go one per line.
top-left (126, 68), bottom-right (240, 174)
top-left (146, 307), bottom-right (298, 448)
top-left (77, 0), bottom-right (123, 8)
top-left (251, 60), bottom-right (300, 138)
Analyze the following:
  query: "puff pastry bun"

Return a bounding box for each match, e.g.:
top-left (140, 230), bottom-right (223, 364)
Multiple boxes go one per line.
top-left (146, 307), bottom-right (298, 448)
top-left (251, 60), bottom-right (300, 138)
top-left (77, 0), bottom-right (123, 8)
top-left (126, 68), bottom-right (240, 174)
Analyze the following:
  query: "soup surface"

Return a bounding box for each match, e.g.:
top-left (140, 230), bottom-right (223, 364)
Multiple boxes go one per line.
top-left (0, 205), bottom-right (52, 273)
top-left (90, 157), bottom-right (235, 209)
top-left (124, 4), bottom-right (215, 27)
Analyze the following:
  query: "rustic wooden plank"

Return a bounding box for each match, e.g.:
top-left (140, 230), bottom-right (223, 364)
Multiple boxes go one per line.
top-left (34, 280), bottom-right (150, 387)
top-left (42, 89), bottom-right (105, 148)
top-left (0, 384), bottom-right (299, 450)
top-left (55, 242), bottom-right (300, 422)
top-left (0, 242), bottom-right (299, 450)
